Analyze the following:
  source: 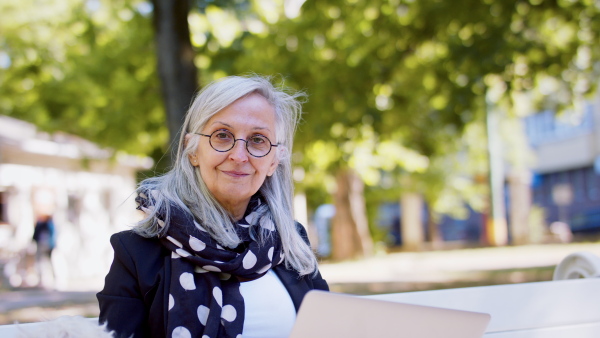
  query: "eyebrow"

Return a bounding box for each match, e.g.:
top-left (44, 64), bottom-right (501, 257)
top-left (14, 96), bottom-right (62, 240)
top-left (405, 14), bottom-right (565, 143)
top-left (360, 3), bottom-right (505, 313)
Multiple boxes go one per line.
top-left (209, 121), bottom-right (271, 132)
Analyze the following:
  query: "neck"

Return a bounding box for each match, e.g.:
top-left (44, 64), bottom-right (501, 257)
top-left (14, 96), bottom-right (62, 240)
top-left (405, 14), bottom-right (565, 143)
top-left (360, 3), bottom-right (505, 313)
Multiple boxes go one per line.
top-left (221, 199), bottom-right (249, 221)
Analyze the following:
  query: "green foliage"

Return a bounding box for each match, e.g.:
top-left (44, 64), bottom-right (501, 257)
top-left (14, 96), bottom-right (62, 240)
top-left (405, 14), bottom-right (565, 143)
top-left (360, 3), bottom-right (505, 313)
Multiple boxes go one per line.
top-left (2, 0), bottom-right (599, 221)
top-left (0, 0), bottom-right (167, 156)
top-left (225, 0), bottom-right (599, 215)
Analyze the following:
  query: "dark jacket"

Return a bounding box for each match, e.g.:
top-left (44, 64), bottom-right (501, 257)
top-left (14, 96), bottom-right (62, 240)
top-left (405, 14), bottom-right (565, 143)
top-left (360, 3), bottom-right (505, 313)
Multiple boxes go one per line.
top-left (97, 226), bottom-right (328, 338)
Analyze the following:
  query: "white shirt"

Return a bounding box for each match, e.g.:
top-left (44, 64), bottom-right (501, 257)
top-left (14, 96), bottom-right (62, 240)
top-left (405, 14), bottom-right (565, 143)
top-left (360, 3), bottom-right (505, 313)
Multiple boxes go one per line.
top-left (239, 270), bottom-right (296, 338)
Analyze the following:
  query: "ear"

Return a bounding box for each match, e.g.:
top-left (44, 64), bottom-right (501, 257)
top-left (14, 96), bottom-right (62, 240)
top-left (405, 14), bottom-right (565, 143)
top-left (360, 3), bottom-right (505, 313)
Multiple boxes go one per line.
top-left (266, 153), bottom-right (279, 177)
top-left (185, 134), bottom-right (199, 167)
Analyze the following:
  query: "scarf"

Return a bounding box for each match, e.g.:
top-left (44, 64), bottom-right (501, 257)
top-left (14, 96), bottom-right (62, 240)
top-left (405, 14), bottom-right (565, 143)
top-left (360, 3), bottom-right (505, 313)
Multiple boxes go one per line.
top-left (136, 192), bottom-right (285, 338)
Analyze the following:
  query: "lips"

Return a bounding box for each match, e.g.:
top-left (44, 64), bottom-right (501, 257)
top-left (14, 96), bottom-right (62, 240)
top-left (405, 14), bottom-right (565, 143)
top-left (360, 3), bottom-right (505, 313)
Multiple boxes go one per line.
top-left (222, 170), bottom-right (250, 178)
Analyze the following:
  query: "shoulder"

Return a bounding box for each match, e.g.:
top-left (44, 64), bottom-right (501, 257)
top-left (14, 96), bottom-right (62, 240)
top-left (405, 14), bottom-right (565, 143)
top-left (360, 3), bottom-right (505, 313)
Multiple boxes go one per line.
top-left (105, 230), bottom-right (170, 292)
top-left (111, 229), bottom-right (157, 244)
top-left (294, 221), bottom-right (308, 236)
top-left (293, 222), bottom-right (310, 244)
top-left (109, 230), bottom-right (165, 262)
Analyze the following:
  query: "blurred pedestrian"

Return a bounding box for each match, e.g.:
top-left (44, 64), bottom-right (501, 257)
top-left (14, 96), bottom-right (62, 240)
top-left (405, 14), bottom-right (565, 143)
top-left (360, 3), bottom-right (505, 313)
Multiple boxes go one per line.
top-left (32, 213), bottom-right (56, 288)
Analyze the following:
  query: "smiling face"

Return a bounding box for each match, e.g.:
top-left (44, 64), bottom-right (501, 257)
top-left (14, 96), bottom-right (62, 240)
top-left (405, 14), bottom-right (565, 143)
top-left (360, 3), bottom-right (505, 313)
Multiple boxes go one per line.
top-left (189, 93), bottom-right (279, 219)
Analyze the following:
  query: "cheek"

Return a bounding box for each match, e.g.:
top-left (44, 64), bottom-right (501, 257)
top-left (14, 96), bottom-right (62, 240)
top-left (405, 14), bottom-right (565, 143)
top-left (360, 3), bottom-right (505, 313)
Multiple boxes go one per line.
top-left (256, 159), bottom-right (276, 177)
top-left (197, 145), bottom-right (223, 167)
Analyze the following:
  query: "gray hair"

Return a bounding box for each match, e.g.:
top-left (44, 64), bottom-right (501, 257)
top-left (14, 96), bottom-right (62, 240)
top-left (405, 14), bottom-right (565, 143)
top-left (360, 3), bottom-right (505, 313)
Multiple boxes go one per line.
top-left (133, 75), bottom-right (317, 275)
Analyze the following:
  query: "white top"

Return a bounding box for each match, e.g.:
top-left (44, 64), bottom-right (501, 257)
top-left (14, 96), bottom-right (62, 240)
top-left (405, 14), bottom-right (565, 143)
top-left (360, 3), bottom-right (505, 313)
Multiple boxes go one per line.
top-left (239, 270), bottom-right (296, 338)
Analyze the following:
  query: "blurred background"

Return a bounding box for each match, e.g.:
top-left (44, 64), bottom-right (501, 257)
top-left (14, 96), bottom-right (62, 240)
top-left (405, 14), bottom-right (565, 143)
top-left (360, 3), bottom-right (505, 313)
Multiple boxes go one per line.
top-left (1, 0), bottom-right (600, 324)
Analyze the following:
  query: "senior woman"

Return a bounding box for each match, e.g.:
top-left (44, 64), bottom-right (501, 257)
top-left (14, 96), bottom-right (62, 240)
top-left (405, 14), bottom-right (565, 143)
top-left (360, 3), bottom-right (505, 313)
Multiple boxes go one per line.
top-left (97, 75), bottom-right (328, 338)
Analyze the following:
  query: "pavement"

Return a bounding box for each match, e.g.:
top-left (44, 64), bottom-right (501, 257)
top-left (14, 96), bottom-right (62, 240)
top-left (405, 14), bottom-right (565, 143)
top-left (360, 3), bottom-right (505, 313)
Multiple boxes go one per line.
top-left (1, 241), bottom-right (599, 324)
top-left (319, 241), bottom-right (600, 293)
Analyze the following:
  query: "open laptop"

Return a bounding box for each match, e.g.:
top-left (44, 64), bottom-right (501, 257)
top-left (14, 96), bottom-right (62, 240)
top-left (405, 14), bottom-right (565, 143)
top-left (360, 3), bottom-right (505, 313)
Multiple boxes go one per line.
top-left (289, 290), bottom-right (491, 338)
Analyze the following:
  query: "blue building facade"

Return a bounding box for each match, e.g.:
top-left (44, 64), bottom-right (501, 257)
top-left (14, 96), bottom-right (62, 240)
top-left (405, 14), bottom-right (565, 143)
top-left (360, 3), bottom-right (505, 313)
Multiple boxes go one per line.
top-left (525, 102), bottom-right (600, 234)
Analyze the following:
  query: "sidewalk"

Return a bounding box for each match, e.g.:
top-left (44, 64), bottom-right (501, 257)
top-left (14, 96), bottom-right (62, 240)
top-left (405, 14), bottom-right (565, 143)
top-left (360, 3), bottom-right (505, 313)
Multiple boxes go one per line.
top-left (0, 289), bottom-right (98, 325)
top-left (1, 241), bottom-right (599, 324)
top-left (319, 241), bottom-right (600, 293)
top-left (0, 289), bottom-right (97, 313)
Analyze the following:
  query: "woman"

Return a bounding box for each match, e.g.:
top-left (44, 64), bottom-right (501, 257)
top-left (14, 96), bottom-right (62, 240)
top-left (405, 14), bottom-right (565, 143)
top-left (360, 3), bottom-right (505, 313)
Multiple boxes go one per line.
top-left (97, 75), bottom-right (328, 338)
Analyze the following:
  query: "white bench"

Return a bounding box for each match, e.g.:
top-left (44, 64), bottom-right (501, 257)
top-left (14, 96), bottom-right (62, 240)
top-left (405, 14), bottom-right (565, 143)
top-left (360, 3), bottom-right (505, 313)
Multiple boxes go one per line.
top-left (365, 251), bottom-right (600, 337)
top-left (0, 317), bottom-right (101, 337)
top-left (1, 251), bottom-right (599, 337)
top-left (366, 278), bottom-right (600, 337)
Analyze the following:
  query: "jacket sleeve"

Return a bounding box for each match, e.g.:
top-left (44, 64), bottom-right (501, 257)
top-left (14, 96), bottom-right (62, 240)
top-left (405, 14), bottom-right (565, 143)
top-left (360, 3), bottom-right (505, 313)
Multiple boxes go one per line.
top-left (97, 233), bottom-right (151, 338)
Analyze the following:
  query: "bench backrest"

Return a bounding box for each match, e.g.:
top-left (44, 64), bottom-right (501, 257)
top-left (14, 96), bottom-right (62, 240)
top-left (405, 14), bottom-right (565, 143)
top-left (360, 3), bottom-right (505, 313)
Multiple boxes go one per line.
top-left (365, 278), bottom-right (600, 337)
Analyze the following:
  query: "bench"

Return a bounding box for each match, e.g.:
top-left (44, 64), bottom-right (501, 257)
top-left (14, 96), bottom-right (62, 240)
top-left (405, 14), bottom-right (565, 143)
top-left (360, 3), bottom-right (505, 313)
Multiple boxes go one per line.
top-left (1, 251), bottom-right (599, 337)
top-left (365, 251), bottom-right (600, 337)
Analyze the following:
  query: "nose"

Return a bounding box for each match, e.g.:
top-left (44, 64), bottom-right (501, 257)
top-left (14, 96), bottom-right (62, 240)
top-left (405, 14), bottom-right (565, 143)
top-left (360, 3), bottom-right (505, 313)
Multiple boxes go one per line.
top-left (228, 139), bottom-right (249, 162)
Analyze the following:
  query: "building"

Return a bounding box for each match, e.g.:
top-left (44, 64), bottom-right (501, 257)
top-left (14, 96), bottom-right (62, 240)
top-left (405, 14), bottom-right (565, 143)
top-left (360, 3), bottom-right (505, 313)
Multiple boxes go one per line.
top-left (0, 115), bottom-right (152, 290)
top-left (373, 90), bottom-right (600, 250)
top-left (525, 92), bottom-right (600, 235)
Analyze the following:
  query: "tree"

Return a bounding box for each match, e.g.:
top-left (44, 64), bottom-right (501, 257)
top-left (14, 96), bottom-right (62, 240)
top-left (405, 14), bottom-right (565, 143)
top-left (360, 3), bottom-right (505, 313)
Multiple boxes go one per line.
top-left (0, 0), bottom-right (167, 157)
top-left (151, 0), bottom-right (198, 162)
top-left (228, 0), bottom-right (600, 257)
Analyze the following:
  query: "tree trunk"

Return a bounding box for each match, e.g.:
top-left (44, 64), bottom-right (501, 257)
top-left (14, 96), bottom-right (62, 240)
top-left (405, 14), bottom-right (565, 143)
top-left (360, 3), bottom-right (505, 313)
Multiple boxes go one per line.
top-left (400, 192), bottom-right (424, 251)
top-left (426, 205), bottom-right (443, 250)
top-left (330, 168), bottom-right (373, 260)
top-left (152, 0), bottom-right (198, 163)
top-left (509, 169), bottom-right (532, 245)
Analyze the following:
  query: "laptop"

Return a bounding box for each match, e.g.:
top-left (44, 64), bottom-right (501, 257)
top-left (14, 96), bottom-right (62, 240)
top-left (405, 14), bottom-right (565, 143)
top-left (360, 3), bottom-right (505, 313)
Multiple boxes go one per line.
top-left (289, 290), bottom-right (491, 338)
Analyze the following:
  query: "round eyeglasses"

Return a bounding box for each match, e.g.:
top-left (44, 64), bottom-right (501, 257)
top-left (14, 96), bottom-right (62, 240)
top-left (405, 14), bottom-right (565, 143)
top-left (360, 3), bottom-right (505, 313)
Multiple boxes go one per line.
top-left (195, 129), bottom-right (278, 158)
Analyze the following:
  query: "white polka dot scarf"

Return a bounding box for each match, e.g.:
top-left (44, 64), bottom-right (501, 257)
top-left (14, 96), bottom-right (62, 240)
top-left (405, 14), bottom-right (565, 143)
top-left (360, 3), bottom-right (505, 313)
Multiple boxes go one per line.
top-left (136, 193), bottom-right (285, 338)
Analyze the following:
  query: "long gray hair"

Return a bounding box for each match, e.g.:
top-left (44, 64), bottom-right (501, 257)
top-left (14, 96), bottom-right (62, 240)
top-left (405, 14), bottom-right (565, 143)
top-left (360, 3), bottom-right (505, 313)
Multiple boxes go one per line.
top-left (133, 75), bottom-right (317, 275)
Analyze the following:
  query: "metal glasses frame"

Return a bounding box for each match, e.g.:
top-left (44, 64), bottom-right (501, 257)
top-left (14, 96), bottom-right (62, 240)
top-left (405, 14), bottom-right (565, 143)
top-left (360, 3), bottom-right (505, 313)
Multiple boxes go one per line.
top-left (195, 129), bottom-right (278, 158)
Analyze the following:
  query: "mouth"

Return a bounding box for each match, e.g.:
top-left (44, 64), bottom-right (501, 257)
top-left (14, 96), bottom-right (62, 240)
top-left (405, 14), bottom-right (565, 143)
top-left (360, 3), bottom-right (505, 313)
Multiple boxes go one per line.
top-left (222, 170), bottom-right (250, 178)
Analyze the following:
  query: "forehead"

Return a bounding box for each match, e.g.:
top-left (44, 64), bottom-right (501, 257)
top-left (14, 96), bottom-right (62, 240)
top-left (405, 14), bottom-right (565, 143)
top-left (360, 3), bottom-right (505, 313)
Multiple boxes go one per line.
top-left (205, 93), bottom-right (277, 132)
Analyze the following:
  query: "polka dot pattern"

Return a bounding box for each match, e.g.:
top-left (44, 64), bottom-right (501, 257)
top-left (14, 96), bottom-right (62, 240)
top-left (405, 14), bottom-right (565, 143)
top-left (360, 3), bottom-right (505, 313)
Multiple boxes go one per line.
top-left (202, 265), bottom-right (221, 272)
top-left (221, 305), bottom-right (237, 322)
top-left (139, 193), bottom-right (285, 338)
top-left (197, 305), bottom-right (209, 326)
top-left (179, 272), bottom-right (196, 290)
top-left (189, 236), bottom-right (206, 252)
top-left (259, 217), bottom-right (275, 231)
top-left (257, 263), bottom-right (272, 274)
top-left (213, 287), bottom-right (223, 307)
top-left (172, 327), bottom-right (191, 338)
top-left (168, 294), bottom-right (175, 310)
top-left (167, 236), bottom-right (183, 248)
top-left (244, 211), bottom-right (258, 225)
top-left (268, 247), bottom-right (274, 261)
top-left (242, 251), bottom-right (257, 269)
top-left (176, 249), bottom-right (191, 257)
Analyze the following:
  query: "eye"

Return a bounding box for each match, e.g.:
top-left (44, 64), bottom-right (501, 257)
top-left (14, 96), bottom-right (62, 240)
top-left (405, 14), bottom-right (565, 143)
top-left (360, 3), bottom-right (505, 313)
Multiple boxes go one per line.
top-left (214, 130), bottom-right (233, 140)
top-left (249, 135), bottom-right (268, 145)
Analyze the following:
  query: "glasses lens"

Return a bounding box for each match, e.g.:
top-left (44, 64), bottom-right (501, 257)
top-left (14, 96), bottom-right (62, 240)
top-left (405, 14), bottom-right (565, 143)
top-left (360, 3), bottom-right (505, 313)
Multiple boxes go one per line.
top-left (210, 130), bottom-right (234, 151)
top-left (247, 135), bottom-right (271, 157)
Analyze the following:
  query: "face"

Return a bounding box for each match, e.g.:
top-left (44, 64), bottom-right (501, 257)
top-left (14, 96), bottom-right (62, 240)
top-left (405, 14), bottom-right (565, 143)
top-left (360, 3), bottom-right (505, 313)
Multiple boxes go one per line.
top-left (189, 93), bottom-right (279, 217)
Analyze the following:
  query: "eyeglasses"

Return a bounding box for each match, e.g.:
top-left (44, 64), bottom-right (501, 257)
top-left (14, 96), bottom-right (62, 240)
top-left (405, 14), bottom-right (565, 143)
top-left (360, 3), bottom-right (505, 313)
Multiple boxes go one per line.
top-left (195, 129), bottom-right (278, 158)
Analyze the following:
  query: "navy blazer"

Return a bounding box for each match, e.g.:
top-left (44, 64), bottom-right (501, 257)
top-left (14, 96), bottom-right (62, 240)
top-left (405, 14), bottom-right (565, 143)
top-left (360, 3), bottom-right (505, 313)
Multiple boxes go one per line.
top-left (97, 226), bottom-right (329, 338)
